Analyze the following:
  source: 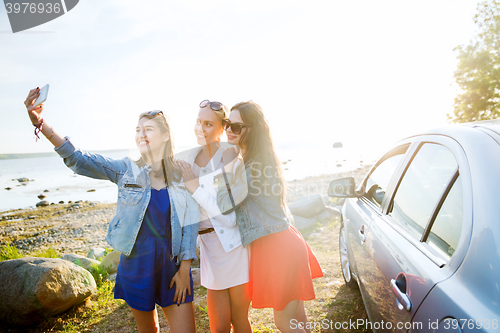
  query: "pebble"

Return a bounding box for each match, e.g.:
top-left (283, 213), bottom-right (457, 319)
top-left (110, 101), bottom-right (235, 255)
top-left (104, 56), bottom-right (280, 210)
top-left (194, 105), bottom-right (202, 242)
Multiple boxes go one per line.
top-left (36, 200), bottom-right (49, 207)
top-left (1, 204), bottom-right (113, 255)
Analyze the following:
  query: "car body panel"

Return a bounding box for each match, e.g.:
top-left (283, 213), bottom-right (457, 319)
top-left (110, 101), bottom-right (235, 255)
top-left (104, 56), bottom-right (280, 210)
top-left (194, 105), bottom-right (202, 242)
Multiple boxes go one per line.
top-left (335, 121), bottom-right (500, 332)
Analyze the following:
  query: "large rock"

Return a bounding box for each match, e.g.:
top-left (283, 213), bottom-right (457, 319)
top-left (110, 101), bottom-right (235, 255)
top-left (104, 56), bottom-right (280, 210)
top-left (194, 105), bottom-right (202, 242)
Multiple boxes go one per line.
top-left (106, 273), bottom-right (117, 282)
top-left (288, 194), bottom-right (326, 218)
top-left (192, 268), bottom-right (201, 287)
top-left (0, 257), bottom-right (96, 326)
top-left (324, 206), bottom-right (342, 222)
top-left (291, 214), bottom-right (316, 230)
top-left (87, 247), bottom-right (107, 261)
top-left (314, 206), bottom-right (342, 223)
top-left (61, 253), bottom-right (101, 273)
top-left (99, 250), bottom-right (121, 274)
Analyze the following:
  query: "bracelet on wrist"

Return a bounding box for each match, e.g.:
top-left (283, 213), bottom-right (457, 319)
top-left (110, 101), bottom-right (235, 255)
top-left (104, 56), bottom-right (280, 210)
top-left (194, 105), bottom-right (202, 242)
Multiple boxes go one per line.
top-left (33, 119), bottom-right (44, 142)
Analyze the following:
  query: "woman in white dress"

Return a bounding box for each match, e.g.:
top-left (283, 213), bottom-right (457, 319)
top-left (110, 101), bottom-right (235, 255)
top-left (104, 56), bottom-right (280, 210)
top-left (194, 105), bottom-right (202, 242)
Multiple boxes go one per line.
top-left (177, 100), bottom-right (251, 333)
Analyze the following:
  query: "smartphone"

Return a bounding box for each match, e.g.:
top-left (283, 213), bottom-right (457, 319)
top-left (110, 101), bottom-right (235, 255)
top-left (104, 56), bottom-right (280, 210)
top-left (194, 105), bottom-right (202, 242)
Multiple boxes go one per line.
top-left (33, 84), bottom-right (49, 107)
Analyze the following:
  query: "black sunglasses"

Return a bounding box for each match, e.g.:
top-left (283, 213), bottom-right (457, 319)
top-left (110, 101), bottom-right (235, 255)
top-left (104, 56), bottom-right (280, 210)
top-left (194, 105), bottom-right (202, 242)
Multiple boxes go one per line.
top-left (222, 120), bottom-right (250, 135)
top-left (200, 100), bottom-right (225, 112)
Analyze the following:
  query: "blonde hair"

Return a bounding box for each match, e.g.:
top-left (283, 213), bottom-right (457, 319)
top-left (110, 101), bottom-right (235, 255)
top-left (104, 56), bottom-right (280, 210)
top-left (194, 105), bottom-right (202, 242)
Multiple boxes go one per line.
top-left (213, 107), bottom-right (229, 122)
top-left (203, 101), bottom-right (228, 142)
top-left (135, 112), bottom-right (181, 186)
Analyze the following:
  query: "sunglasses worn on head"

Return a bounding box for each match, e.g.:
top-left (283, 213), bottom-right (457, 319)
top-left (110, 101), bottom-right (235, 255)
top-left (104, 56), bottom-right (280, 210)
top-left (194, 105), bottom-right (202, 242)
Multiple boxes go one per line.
top-left (223, 120), bottom-right (250, 135)
top-left (200, 100), bottom-right (225, 112)
top-left (139, 110), bottom-right (163, 117)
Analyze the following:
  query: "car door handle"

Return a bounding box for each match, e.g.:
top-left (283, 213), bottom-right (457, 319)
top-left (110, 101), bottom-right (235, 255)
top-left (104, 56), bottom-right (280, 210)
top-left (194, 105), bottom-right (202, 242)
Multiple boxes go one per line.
top-left (358, 225), bottom-right (366, 244)
top-left (391, 279), bottom-right (412, 311)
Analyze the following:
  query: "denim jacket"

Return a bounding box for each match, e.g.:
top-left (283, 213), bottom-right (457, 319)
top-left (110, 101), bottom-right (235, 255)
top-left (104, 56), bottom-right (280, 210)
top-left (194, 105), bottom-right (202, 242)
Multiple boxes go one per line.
top-left (216, 158), bottom-right (291, 246)
top-left (54, 138), bottom-right (200, 262)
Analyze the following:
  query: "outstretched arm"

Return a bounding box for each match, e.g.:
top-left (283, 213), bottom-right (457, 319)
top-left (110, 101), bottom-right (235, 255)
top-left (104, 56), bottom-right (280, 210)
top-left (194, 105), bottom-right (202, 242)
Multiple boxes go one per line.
top-left (24, 87), bottom-right (125, 184)
top-left (24, 87), bottom-right (65, 148)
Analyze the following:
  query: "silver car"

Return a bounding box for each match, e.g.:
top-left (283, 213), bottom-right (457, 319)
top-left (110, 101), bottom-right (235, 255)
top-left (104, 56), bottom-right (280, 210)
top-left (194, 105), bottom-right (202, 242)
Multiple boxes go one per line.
top-left (328, 120), bottom-right (500, 332)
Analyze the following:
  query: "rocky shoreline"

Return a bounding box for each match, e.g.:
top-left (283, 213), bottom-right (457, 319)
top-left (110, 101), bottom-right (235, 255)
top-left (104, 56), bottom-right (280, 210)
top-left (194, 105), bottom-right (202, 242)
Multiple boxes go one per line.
top-left (0, 201), bottom-right (114, 255)
top-left (0, 166), bottom-right (372, 256)
top-left (0, 166), bottom-right (372, 329)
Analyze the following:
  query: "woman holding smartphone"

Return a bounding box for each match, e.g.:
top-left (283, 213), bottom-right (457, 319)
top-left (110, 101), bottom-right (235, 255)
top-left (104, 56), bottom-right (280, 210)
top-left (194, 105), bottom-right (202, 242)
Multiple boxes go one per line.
top-left (24, 87), bottom-right (199, 333)
top-left (177, 100), bottom-right (251, 333)
top-left (217, 101), bottom-right (323, 333)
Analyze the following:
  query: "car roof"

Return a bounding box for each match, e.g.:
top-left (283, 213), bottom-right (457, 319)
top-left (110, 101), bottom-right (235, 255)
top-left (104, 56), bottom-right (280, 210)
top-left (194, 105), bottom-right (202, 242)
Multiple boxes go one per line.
top-left (404, 120), bottom-right (500, 144)
top-left (463, 119), bottom-right (500, 137)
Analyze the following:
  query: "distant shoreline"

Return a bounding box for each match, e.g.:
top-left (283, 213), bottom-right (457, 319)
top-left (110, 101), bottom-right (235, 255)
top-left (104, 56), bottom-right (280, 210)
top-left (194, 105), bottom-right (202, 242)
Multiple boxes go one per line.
top-left (0, 149), bottom-right (131, 160)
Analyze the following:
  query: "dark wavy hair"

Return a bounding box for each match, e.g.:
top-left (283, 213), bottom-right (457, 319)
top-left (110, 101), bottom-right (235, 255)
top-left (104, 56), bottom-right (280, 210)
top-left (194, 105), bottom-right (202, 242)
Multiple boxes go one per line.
top-left (135, 112), bottom-right (181, 186)
top-left (231, 101), bottom-right (286, 204)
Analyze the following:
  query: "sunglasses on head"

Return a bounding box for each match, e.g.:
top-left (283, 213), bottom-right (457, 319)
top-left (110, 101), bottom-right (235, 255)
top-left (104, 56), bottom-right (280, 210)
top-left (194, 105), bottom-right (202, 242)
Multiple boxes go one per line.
top-left (222, 120), bottom-right (250, 135)
top-left (200, 100), bottom-right (225, 112)
top-left (139, 110), bottom-right (163, 117)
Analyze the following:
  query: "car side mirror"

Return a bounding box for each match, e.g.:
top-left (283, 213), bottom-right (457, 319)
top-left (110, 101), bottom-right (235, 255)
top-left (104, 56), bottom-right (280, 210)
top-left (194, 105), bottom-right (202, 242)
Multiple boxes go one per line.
top-left (328, 177), bottom-right (357, 198)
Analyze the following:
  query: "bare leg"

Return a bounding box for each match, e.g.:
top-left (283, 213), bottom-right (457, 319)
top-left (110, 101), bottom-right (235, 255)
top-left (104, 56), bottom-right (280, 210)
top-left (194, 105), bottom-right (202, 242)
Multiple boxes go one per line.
top-left (162, 302), bottom-right (196, 333)
top-left (130, 307), bottom-right (160, 333)
top-left (296, 301), bottom-right (311, 333)
top-left (273, 300), bottom-right (306, 333)
top-left (229, 283), bottom-right (252, 333)
top-left (207, 289), bottom-right (231, 333)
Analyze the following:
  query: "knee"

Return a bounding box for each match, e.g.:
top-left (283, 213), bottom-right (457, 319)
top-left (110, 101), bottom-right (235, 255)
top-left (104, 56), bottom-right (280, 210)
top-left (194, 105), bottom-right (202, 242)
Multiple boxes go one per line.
top-left (274, 316), bottom-right (293, 333)
top-left (137, 325), bottom-right (159, 333)
top-left (210, 325), bottom-right (231, 333)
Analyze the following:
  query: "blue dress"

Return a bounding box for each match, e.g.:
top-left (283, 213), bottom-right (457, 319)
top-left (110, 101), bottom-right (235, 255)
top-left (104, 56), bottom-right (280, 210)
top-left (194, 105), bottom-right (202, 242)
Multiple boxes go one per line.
top-left (114, 187), bottom-right (194, 311)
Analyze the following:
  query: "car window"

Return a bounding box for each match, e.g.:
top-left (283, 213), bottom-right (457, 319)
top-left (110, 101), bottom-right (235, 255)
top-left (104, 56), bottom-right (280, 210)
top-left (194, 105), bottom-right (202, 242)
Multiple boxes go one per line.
top-left (388, 143), bottom-right (458, 240)
top-left (426, 174), bottom-right (463, 260)
top-left (364, 145), bottom-right (408, 208)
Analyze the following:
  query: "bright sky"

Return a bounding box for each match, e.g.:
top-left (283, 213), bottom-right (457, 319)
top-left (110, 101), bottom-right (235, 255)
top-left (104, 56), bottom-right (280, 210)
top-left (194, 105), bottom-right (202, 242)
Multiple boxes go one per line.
top-left (0, 0), bottom-right (482, 161)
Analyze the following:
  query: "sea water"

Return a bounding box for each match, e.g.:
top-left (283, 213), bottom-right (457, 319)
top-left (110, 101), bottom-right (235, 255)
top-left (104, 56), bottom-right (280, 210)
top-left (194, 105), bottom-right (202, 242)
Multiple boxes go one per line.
top-left (0, 150), bottom-right (129, 212)
top-left (0, 144), bottom-right (373, 212)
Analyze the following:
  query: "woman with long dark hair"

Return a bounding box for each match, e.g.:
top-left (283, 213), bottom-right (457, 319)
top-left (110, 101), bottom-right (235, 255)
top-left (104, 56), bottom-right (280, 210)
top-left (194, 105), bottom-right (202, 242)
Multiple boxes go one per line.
top-left (24, 87), bottom-right (199, 333)
top-left (217, 101), bottom-right (323, 333)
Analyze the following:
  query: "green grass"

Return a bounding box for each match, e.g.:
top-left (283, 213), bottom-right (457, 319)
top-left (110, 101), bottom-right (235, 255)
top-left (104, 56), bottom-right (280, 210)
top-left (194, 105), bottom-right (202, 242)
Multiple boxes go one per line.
top-left (0, 244), bottom-right (23, 261)
top-left (41, 281), bottom-right (124, 333)
top-left (0, 217), bottom-right (369, 333)
top-left (0, 245), bottom-right (61, 261)
top-left (88, 263), bottom-right (110, 288)
top-left (31, 247), bottom-right (60, 258)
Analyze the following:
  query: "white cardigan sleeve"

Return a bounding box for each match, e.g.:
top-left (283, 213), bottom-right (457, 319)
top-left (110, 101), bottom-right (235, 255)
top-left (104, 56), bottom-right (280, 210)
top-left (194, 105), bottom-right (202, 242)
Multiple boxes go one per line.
top-left (191, 186), bottom-right (237, 228)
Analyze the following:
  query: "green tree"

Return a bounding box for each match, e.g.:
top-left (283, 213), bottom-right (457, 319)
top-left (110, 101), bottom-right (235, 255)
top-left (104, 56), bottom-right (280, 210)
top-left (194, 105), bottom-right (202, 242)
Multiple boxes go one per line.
top-left (450, 0), bottom-right (500, 123)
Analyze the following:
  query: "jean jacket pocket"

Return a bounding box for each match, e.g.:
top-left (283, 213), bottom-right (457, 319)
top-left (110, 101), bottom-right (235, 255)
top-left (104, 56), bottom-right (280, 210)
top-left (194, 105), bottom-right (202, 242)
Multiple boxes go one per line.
top-left (118, 173), bottom-right (145, 206)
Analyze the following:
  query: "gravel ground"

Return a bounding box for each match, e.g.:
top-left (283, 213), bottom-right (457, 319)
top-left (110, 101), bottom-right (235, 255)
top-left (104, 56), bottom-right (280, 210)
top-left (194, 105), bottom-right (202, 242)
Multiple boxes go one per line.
top-left (0, 201), bottom-right (115, 255)
top-left (0, 166), bottom-right (372, 256)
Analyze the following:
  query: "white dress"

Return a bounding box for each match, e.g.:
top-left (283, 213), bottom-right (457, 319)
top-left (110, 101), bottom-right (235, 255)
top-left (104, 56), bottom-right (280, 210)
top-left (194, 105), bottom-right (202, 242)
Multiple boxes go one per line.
top-left (189, 146), bottom-right (250, 290)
